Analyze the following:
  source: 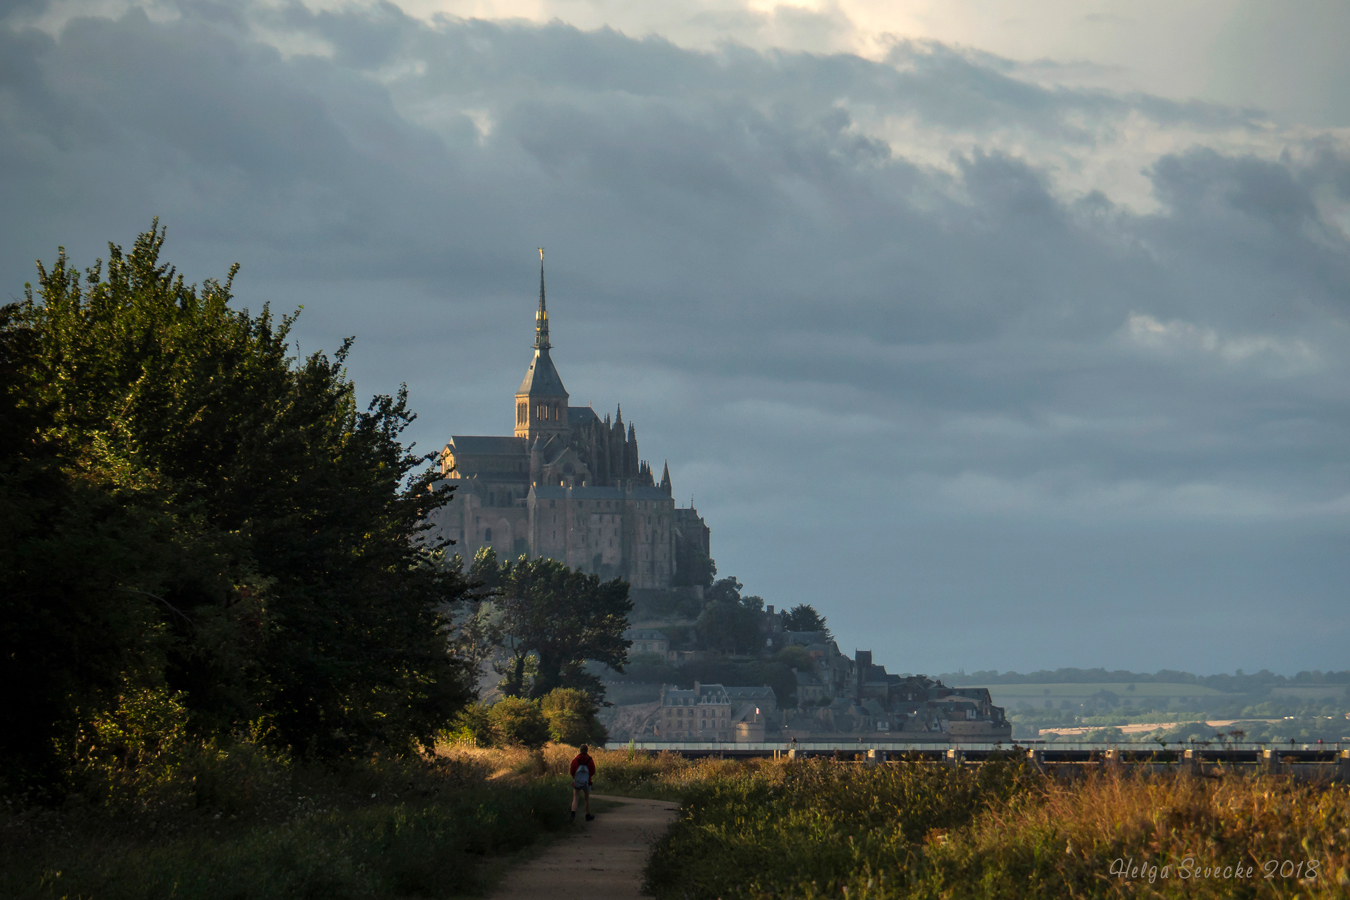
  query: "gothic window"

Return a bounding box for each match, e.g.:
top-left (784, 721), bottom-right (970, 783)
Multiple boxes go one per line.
top-left (485, 528), bottom-right (492, 541)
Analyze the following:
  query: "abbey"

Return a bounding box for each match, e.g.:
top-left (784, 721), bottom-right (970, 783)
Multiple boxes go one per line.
top-left (430, 257), bottom-right (711, 589)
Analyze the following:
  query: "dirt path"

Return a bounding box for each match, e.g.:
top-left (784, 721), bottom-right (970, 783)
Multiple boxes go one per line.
top-left (489, 794), bottom-right (679, 900)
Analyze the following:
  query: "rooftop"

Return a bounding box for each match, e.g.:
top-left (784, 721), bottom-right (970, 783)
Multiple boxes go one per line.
top-left (448, 435), bottom-right (527, 456)
top-left (532, 485), bottom-right (671, 501)
top-left (517, 347), bottom-right (568, 398)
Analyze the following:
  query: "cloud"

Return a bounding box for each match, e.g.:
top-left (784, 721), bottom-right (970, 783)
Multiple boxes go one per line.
top-left (1124, 314), bottom-right (1319, 373)
top-left (3, 0), bottom-right (1350, 672)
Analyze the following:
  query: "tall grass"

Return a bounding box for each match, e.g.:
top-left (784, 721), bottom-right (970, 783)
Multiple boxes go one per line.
top-left (438, 742), bottom-right (733, 802)
top-left (644, 758), bottom-right (1350, 899)
top-left (1, 740), bottom-right (573, 899)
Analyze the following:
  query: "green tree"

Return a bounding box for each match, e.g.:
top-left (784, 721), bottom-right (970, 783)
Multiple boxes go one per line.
top-left (488, 556), bottom-right (632, 700)
top-left (1, 224), bottom-right (475, 781)
top-left (780, 603), bottom-right (830, 637)
top-left (672, 540), bottom-right (716, 589)
top-left (540, 688), bottom-right (608, 746)
top-left (777, 645), bottom-right (816, 672)
top-left (706, 576), bottom-right (743, 604)
top-left (447, 703), bottom-right (494, 746)
top-left (696, 600), bottom-right (762, 655)
top-left (488, 697), bottom-right (550, 749)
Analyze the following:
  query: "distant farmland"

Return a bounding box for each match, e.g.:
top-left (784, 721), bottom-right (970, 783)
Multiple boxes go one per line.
top-left (972, 683), bottom-right (1228, 703)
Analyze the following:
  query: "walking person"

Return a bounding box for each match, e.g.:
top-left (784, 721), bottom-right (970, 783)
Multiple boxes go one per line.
top-left (570, 744), bottom-right (597, 822)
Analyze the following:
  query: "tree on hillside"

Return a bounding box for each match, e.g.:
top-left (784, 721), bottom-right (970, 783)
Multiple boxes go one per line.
top-left (696, 600), bottom-right (762, 655)
top-left (777, 645), bottom-right (815, 672)
top-left (780, 603), bottom-right (830, 638)
top-left (483, 554), bottom-right (632, 701)
top-left (706, 576), bottom-right (743, 604)
top-left (1, 224), bottom-right (475, 781)
top-left (691, 576), bottom-right (775, 655)
top-left (672, 540), bottom-right (716, 589)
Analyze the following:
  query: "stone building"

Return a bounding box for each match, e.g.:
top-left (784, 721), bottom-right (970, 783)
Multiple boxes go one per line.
top-left (428, 257), bottom-right (710, 589)
top-left (726, 686), bottom-right (778, 741)
top-left (656, 682), bottom-right (732, 740)
top-left (625, 628), bottom-right (671, 659)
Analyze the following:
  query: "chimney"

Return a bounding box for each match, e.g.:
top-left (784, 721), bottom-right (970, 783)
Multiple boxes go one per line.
top-left (693, 680), bottom-right (701, 699)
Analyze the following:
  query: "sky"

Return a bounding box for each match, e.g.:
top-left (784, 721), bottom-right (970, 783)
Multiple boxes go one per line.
top-left (3, 0), bottom-right (1348, 677)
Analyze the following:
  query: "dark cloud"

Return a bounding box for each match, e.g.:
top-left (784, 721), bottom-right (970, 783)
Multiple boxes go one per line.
top-left (3, 1), bottom-right (1348, 674)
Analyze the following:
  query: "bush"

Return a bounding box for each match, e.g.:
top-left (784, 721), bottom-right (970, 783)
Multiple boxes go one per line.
top-left (540, 688), bottom-right (608, 747)
top-left (0, 747), bottom-right (571, 900)
top-left (445, 703), bottom-right (494, 747)
top-left (489, 698), bottom-right (551, 749)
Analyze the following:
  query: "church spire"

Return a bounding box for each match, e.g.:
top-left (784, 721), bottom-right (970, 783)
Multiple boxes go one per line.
top-left (515, 248), bottom-right (568, 440)
top-left (534, 247), bottom-right (550, 350)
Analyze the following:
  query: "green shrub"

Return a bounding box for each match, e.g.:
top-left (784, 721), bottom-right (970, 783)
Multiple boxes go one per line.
top-left (489, 697), bottom-right (550, 749)
top-left (540, 688), bottom-right (608, 747)
top-left (0, 743), bottom-right (570, 899)
top-left (445, 703), bottom-right (495, 747)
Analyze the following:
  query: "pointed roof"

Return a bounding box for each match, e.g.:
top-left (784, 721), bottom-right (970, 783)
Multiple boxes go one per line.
top-left (517, 250), bottom-right (568, 398)
top-left (518, 349), bottom-right (567, 397)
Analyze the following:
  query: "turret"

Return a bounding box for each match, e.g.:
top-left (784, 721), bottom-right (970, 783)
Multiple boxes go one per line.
top-left (529, 435), bottom-right (543, 485)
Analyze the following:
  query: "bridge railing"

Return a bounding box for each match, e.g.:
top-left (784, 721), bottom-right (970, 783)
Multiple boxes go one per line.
top-left (612, 740), bottom-right (1349, 779)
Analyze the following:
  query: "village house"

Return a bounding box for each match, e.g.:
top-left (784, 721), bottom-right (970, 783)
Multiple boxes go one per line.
top-left (656, 682), bottom-right (732, 741)
top-left (625, 628), bottom-right (671, 659)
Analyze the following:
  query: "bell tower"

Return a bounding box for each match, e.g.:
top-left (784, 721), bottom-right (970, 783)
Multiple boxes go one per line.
top-left (514, 248), bottom-right (570, 442)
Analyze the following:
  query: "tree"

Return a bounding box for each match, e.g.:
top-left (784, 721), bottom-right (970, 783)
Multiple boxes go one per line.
top-left (1, 224), bottom-right (475, 781)
top-left (696, 600), bottom-right (762, 655)
top-left (487, 555), bottom-right (632, 701)
top-left (780, 603), bottom-right (830, 637)
top-left (488, 697), bottom-right (550, 749)
top-left (672, 540), bottom-right (716, 589)
top-left (706, 576), bottom-right (743, 604)
top-left (776, 645), bottom-right (815, 672)
top-left (540, 688), bottom-right (608, 746)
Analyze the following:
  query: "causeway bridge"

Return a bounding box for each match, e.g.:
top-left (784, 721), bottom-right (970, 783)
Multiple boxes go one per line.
top-left (620, 740), bottom-right (1350, 780)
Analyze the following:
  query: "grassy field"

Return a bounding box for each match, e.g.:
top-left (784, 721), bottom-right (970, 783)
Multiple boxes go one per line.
top-left (974, 682), bottom-right (1229, 699)
top-left (641, 756), bottom-right (1350, 899)
top-left (11, 742), bottom-right (1348, 898)
top-left (0, 740), bottom-right (727, 900)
